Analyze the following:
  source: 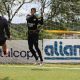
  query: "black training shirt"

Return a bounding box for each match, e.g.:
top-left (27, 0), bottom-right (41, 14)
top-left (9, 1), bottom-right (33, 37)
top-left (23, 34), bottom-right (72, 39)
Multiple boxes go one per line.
top-left (0, 16), bottom-right (10, 39)
top-left (26, 15), bottom-right (43, 30)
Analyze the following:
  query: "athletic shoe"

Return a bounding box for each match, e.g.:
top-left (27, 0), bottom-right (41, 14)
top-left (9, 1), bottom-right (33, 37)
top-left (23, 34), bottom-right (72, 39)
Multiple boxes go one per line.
top-left (34, 60), bottom-right (39, 65)
top-left (39, 61), bottom-right (43, 66)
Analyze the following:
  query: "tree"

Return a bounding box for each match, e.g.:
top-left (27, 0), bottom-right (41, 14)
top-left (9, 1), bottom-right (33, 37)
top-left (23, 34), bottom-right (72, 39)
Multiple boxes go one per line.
top-left (50, 0), bottom-right (80, 22)
top-left (0, 0), bottom-right (33, 25)
top-left (0, 2), bottom-right (6, 16)
top-left (47, 0), bottom-right (80, 30)
top-left (34, 0), bottom-right (51, 17)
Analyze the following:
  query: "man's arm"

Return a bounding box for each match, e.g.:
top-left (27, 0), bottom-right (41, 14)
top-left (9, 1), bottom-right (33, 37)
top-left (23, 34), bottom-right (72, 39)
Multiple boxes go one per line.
top-left (4, 20), bottom-right (10, 39)
top-left (26, 14), bottom-right (31, 21)
top-left (37, 17), bottom-right (43, 25)
top-left (37, 8), bottom-right (44, 25)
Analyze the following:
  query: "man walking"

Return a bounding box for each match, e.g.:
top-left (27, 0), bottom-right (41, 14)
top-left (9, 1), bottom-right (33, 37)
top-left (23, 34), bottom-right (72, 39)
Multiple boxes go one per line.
top-left (0, 16), bottom-right (10, 56)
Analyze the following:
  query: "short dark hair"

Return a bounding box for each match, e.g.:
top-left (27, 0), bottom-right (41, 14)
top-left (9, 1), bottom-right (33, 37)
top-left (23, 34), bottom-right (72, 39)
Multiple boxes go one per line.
top-left (31, 8), bottom-right (36, 12)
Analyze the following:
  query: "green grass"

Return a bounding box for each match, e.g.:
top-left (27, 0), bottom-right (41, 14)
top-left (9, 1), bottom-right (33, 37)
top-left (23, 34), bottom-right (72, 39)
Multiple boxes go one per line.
top-left (0, 64), bottom-right (80, 80)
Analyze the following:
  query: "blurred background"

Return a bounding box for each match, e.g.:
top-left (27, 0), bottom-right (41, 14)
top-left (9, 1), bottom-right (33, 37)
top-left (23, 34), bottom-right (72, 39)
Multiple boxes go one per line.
top-left (0, 0), bottom-right (80, 39)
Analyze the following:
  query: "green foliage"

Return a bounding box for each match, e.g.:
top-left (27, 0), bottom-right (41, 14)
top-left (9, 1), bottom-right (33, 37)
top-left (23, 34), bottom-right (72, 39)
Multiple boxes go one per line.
top-left (10, 24), bottom-right (27, 40)
top-left (0, 64), bottom-right (80, 80)
top-left (45, 0), bottom-right (80, 30)
top-left (10, 21), bottom-right (80, 40)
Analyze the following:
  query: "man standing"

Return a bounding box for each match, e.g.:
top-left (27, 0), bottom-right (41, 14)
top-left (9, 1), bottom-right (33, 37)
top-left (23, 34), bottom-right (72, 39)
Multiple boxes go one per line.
top-left (0, 16), bottom-right (10, 56)
top-left (26, 8), bottom-right (43, 65)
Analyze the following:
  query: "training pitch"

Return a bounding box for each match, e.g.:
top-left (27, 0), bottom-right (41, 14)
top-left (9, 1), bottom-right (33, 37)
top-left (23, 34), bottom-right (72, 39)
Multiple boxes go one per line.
top-left (0, 64), bottom-right (80, 80)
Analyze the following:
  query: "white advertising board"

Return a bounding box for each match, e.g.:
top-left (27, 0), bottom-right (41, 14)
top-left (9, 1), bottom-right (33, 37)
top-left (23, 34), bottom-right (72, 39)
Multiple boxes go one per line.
top-left (0, 40), bottom-right (42, 64)
top-left (43, 39), bottom-right (80, 63)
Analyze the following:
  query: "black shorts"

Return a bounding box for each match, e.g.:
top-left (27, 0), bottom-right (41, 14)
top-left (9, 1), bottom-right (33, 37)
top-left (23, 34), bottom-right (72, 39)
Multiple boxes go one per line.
top-left (0, 37), bottom-right (6, 46)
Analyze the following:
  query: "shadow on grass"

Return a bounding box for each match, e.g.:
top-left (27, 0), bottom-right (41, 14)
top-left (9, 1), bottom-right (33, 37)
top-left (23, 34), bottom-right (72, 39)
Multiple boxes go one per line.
top-left (1, 77), bottom-right (13, 80)
top-left (31, 68), bottom-right (52, 71)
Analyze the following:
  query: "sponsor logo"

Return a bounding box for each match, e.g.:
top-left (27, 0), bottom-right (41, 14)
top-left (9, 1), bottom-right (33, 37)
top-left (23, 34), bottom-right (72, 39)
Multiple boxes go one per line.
top-left (44, 41), bottom-right (80, 60)
top-left (0, 48), bottom-right (33, 60)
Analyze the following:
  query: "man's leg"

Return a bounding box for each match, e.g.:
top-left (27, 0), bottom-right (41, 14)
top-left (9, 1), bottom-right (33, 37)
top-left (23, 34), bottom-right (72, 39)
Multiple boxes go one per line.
top-left (2, 42), bottom-right (8, 55)
top-left (34, 35), bottom-right (43, 62)
top-left (28, 37), bottom-right (38, 61)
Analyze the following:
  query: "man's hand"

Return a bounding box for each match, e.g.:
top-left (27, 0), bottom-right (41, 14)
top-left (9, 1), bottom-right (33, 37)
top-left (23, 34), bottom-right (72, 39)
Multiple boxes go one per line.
top-left (8, 38), bottom-right (11, 40)
top-left (7, 36), bottom-right (12, 40)
top-left (26, 14), bottom-right (31, 20)
top-left (27, 14), bottom-right (31, 16)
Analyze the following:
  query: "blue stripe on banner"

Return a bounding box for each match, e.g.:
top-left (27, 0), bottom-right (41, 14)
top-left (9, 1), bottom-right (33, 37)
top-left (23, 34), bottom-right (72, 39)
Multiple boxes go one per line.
top-left (44, 57), bottom-right (80, 60)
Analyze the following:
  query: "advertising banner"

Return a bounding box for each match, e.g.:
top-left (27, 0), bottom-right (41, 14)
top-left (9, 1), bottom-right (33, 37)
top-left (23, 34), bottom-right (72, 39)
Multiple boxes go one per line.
top-left (0, 40), bottom-right (42, 64)
top-left (43, 39), bottom-right (80, 63)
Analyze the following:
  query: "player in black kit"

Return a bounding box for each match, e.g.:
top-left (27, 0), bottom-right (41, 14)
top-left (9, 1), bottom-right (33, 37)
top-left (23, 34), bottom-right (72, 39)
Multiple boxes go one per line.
top-left (0, 16), bottom-right (10, 56)
top-left (26, 8), bottom-right (43, 65)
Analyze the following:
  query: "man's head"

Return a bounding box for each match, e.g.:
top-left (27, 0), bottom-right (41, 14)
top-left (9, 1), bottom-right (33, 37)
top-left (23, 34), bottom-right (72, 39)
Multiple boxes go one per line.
top-left (31, 8), bottom-right (36, 15)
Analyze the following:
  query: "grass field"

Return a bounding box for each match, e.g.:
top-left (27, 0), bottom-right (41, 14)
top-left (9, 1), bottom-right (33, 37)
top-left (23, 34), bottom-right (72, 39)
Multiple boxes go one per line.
top-left (0, 64), bottom-right (80, 80)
